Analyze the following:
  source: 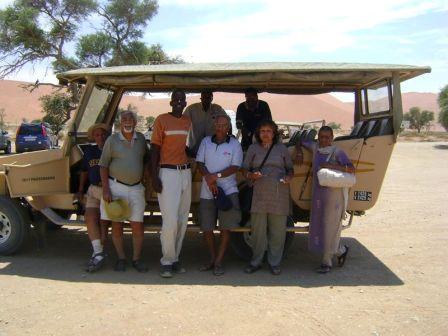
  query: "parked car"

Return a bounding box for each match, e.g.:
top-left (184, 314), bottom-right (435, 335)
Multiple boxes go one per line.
top-left (0, 129), bottom-right (11, 154)
top-left (15, 123), bottom-right (54, 153)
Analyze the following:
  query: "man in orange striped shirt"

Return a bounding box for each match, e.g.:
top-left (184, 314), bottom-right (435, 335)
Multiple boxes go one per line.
top-left (150, 89), bottom-right (192, 278)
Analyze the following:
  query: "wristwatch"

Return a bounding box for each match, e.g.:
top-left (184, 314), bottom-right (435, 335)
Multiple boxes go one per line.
top-left (216, 173), bottom-right (222, 178)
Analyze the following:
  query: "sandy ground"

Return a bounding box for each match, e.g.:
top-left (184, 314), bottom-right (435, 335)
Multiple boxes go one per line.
top-left (1, 142), bottom-right (447, 336)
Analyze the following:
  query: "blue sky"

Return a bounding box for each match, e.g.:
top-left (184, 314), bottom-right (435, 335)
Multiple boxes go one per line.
top-left (1, 0), bottom-right (447, 94)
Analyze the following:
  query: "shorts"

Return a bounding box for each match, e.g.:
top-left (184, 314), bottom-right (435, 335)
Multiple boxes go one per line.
top-left (199, 193), bottom-right (241, 232)
top-left (100, 178), bottom-right (146, 223)
top-left (85, 185), bottom-right (102, 209)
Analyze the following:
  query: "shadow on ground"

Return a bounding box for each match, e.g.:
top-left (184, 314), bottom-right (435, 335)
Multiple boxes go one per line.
top-left (0, 226), bottom-right (403, 288)
top-left (433, 144), bottom-right (448, 150)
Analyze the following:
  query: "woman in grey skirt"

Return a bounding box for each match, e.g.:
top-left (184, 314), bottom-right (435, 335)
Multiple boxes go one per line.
top-left (241, 120), bottom-right (294, 275)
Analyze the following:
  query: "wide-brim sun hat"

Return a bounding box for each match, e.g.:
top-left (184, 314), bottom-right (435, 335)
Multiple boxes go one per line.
top-left (87, 123), bottom-right (110, 141)
top-left (104, 199), bottom-right (131, 221)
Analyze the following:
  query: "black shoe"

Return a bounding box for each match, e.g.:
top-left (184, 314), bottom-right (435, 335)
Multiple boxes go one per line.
top-left (132, 259), bottom-right (148, 273)
top-left (316, 264), bottom-right (331, 274)
top-left (172, 261), bottom-right (186, 274)
top-left (244, 264), bottom-right (261, 274)
top-left (337, 245), bottom-right (349, 267)
top-left (269, 265), bottom-right (281, 275)
top-left (114, 259), bottom-right (127, 272)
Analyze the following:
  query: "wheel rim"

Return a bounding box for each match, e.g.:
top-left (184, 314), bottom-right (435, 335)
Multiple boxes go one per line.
top-left (0, 211), bottom-right (12, 244)
top-left (242, 221), bottom-right (253, 248)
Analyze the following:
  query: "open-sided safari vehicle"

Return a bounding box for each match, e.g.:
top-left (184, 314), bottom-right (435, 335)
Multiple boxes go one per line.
top-left (0, 62), bottom-right (430, 257)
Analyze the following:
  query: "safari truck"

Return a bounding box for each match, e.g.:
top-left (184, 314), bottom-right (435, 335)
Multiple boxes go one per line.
top-left (0, 62), bottom-right (430, 258)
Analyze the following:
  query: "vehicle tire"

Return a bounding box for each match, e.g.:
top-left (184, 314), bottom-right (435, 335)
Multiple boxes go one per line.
top-left (230, 215), bottom-right (295, 261)
top-left (4, 142), bottom-right (11, 154)
top-left (0, 196), bottom-right (30, 255)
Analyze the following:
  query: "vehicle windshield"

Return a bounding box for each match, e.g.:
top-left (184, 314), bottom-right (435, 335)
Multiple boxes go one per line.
top-left (18, 124), bottom-right (43, 135)
top-left (77, 86), bottom-right (114, 132)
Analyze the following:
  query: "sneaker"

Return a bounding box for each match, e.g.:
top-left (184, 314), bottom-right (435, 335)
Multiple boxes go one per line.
top-left (85, 252), bottom-right (106, 273)
top-left (172, 261), bottom-right (186, 274)
top-left (244, 264), bottom-right (261, 274)
top-left (269, 265), bottom-right (281, 275)
top-left (159, 264), bottom-right (173, 278)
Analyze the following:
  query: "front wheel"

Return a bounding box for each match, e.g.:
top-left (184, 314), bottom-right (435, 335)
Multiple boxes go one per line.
top-left (0, 196), bottom-right (30, 255)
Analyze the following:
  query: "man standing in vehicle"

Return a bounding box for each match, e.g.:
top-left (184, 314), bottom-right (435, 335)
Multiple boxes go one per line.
top-left (236, 87), bottom-right (272, 150)
top-left (150, 89), bottom-right (192, 278)
top-left (99, 110), bottom-right (149, 273)
top-left (184, 90), bottom-right (227, 156)
top-left (196, 114), bottom-right (243, 276)
top-left (76, 123), bottom-right (111, 272)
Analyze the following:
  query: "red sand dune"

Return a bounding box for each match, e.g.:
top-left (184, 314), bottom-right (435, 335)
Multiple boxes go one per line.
top-left (0, 80), bottom-right (440, 131)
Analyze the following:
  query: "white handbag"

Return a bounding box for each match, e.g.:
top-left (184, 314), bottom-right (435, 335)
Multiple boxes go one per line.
top-left (317, 147), bottom-right (356, 188)
top-left (317, 168), bottom-right (356, 188)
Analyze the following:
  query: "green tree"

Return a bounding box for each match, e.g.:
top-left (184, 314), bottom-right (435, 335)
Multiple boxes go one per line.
top-left (40, 93), bottom-right (73, 145)
top-left (327, 122), bottom-right (341, 131)
top-left (403, 107), bottom-right (434, 133)
top-left (0, 0), bottom-right (182, 77)
top-left (0, 108), bottom-right (6, 129)
top-left (0, 0), bottom-right (96, 76)
top-left (145, 116), bottom-right (155, 128)
top-left (438, 85), bottom-right (448, 131)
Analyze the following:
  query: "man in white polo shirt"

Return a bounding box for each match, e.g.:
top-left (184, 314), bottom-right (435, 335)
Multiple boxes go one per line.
top-left (196, 114), bottom-right (243, 276)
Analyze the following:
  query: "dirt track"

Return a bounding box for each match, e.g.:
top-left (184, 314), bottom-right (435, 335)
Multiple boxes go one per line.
top-left (1, 142), bottom-right (447, 336)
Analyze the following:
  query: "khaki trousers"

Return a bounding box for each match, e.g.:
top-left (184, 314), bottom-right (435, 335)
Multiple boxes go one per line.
top-left (250, 213), bottom-right (287, 267)
top-left (158, 168), bottom-right (192, 266)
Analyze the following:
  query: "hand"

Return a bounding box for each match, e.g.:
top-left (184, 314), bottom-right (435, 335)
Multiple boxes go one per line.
top-left (281, 175), bottom-right (292, 184)
top-left (102, 186), bottom-right (112, 203)
top-left (205, 173), bottom-right (218, 186)
top-left (248, 171), bottom-right (263, 181)
top-left (152, 177), bottom-right (163, 193)
top-left (208, 183), bottom-right (218, 196)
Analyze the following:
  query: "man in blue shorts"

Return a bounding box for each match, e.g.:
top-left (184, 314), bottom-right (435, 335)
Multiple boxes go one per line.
top-left (76, 123), bottom-right (111, 272)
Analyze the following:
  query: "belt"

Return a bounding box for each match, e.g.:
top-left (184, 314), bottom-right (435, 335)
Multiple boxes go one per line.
top-left (160, 163), bottom-right (191, 170)
top-left (109, 176), bottom-right (140, 186)
top-left (91, 182), bottom-right (102, 187)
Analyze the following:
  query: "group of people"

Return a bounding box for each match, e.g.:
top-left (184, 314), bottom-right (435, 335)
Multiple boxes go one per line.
top-left (77, 88), bottom-right (354, 277)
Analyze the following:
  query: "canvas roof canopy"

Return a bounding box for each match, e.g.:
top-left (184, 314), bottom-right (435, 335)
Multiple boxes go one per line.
top-left (57, 62), bottom-right (431, 94)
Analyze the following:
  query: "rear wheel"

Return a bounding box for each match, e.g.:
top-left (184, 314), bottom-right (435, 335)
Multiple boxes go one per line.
top-left (4, 142), bottom-right (11, 154)
top-left (0, 196), bottom-right (30, 255)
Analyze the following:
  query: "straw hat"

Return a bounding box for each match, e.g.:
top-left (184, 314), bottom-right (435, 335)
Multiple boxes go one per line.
top-left (104, 199), bottom-right (131, 222)
top-left (87, 123), bottom-right (110, 141)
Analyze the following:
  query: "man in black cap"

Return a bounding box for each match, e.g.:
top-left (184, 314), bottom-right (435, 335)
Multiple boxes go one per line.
top-left (236, 88), bottom-right (272, 150)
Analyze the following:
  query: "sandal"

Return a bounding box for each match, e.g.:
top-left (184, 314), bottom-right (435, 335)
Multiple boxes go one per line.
top-left (316, 264), bottom-right (331, 274)
top-left (213, 264), bottom-right (224, 276)
top-left (114, 259), bottom-right (127, 272)
top-left (337, 245), bottom-right (349, 267)
top-left (132, 259), bottom-right (148, 273)
top-left (199, 262), bottom-right (214, 272)
top-left (85, 252), bottom-right (106, 273)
